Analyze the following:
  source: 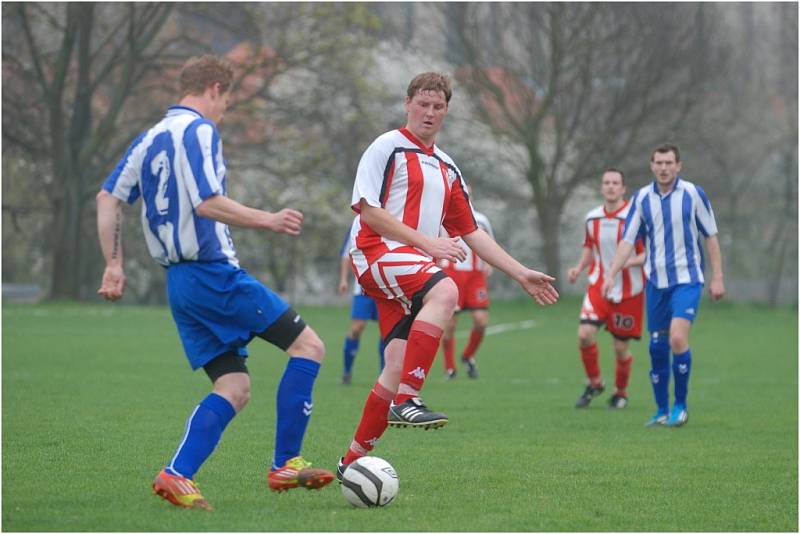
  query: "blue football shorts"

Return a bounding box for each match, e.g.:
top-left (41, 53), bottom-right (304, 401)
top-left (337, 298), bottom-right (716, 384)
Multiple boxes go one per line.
top-left (351, 293), bottom-right (379, 321)
top-left (645, 281), bottom-right (703, 332)
top-left (166, 261), bottom-right (290, 370)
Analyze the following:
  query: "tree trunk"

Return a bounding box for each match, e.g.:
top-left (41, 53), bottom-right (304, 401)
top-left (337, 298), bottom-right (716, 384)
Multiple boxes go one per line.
top-left (49, 184), bottom-right (84, 300)
top-left (534, 199), bottom-right (563, 291)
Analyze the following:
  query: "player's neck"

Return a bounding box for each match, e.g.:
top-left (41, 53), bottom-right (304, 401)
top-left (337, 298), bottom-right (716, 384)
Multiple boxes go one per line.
top-left (402, 125), bottom-right (435, 149)
top-left (179, 95), bottom-right (213, 122)
top-left (604, 199), bottom-right (624, 213)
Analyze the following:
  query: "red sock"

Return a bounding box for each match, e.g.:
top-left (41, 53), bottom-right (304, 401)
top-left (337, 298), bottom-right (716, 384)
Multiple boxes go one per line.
top-left (343, 382), bottom-right (394, 464)
top-left (442, 337), bottom-right (456, 371)
top-left (394, 320), bottom-right (443, 404)
top-left (461, 328), bottom-right (484, 360)
top-left (615, 355), bottom-right (633, 396)
top-left (580, 343), bottom-right (603, 387)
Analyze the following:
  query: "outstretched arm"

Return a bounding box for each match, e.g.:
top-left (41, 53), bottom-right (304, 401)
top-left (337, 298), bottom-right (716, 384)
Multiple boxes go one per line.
top-left (705, 234), bottom-right (725, 300)
top-left (462, 228), bottom-right (558, 305)
top-left (96, 190), bottom-right (126, 301)
top-left (359, 201), bottom-right (466, 263)
top-left (196, 194), bottom-right (303, 235)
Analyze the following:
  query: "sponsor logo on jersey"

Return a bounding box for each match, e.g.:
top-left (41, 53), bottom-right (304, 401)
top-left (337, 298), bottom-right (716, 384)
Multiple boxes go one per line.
top-left (446, 167), bottom-right (458, 187)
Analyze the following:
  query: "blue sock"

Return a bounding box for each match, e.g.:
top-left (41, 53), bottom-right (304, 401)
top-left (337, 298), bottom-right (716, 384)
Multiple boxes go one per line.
top-left (166, 392), bottom-right (236, 479)
top-left (343, 337), bottom-right (359, 374)
top-left (273, 357), bottom-right (320, 469)
top-left (672, 349), bottom-right (692, 407)
top-left (378, 338), bottom-right (386, 371)
top-left (649, 333), bottom-right (671, 414)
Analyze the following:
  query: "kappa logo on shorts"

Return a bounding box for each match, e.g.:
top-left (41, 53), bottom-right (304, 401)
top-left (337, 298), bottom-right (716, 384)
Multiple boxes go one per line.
top-left (293, 314), bottom-right (301, 323)
top-left (408, 367), bottom-right (426, 380)
top-left (685, 308), bottom-right (695, 315)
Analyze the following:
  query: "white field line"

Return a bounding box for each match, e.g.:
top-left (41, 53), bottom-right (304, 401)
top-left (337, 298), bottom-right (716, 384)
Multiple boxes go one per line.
top-left (455, 319), bottom-right (537, 338)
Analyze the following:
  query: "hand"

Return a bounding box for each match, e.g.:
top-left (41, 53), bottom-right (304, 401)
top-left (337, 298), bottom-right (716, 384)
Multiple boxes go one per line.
top-left (709, 275), bottom-right (725, 301)
top-left (567, 266), bottom-right (580, 284)
top-left (517, 269), bottom-right (559, 305)
top-left (601, 277), bottom-right (614, 299)
top-left (337, 279), bottom-right (348, 295)
top-left (98, 265), bottom-right (125, 301)
top-left (423, 237), bottom-right (467, 263)
top-left (268, 208), bottom-right (303, 235)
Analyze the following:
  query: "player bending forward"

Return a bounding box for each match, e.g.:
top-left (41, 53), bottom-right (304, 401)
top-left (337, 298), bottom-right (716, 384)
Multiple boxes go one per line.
top-left (337, 72), bottom-right (558, 479)
top-left (567, 169), bottom-right (645, 409)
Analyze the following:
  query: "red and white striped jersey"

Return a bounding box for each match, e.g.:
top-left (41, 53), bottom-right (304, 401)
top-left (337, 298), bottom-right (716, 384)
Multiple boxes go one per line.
top-left (349, 127), bottom-right (477, 275)
top-left (583, 201), bottom-right (645, 302)
top-left (441, 210), bottom-right (494, 272)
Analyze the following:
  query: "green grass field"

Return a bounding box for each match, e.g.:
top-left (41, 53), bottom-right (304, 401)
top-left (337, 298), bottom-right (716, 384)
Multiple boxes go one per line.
top-left (2, 296), bottom-right (797, 531)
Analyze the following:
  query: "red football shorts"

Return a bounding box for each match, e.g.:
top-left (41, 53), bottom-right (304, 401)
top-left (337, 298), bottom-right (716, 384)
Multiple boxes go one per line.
top-left (354, 246), bottom-right (444, 340)
top-left (580, 285), bottom-right (644, 339)
top-left (445, 268), bottom-right (489, 311)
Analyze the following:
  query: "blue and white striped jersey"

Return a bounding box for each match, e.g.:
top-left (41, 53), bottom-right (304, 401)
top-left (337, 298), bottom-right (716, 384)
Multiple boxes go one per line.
top-left (102, 105), bottom-right (238, 267)
top-left (622, 178), bottom-right (718, 288)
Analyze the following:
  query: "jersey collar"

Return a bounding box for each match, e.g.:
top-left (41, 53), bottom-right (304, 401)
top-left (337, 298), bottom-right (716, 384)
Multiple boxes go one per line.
top-left (604, 199), bottom-right (629, 218)
top-left (651, 176), bottom-right (683, 197)
top-left (399, 127), bottom-right (435, 156)
top-left (166, 104), bottom-right (204, 119)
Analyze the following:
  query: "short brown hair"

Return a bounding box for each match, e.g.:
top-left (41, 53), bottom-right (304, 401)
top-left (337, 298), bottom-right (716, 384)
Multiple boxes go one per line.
top-left (407, 72), bottom-right (452, 104)
top-left (603, 167), bottom-right (626, 185)
top-left (179, 55), bottom-right (234, 97)
top-left (651, 144), bottom-right (681, 162)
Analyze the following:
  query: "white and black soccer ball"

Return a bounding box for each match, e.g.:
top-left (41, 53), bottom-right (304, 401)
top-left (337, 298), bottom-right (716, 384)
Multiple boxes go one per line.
top-left (340, 456), bottom-right (399, 508)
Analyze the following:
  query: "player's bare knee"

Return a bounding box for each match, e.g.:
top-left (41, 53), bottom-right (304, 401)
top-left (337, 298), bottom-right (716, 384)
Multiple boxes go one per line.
top-left (349, 320), bottom-right (367, 338)
top-left (214, 373), bottom-right (251, 412)
top-left (669, 334), bottom-right (689, 354)
top-left (473, 312), bottom-right (489, 330)
top-left (578, 327), bottom-right (595, 347)
top-left (431, 277), bottom-right (459, 311)
top-left (288, 327), bottom-right (325, 362)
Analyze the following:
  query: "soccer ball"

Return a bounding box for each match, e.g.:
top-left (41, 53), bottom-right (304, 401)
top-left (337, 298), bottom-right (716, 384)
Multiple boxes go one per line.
top-left (340, 456), bottom-right (399, 508)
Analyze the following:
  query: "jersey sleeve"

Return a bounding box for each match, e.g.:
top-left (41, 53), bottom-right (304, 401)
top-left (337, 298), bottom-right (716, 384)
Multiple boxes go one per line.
top-left (693, 185), bottom-right (718, 237)
top-left (102, 132), bottom-right (146, 205)
top-left (182, 119), bottom-right (224, 208)
top-left (582, 223), bottom-right (593, 248)
top-left (351, 136), bottom-right (395, 213)
top-left (339, 222), bottom-right (354, 258)
top-left (622, 192), bottom-right (644, 245)
top-left (442, 174), bottom-right (478, 237)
